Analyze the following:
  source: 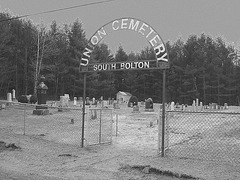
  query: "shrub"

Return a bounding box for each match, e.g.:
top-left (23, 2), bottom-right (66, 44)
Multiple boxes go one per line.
top-left (128, 96), bottom-right (138, 107)
top-left (17, 95), bottom-right (29, 103)
top-left (30, 94), bottom-right (38, 104)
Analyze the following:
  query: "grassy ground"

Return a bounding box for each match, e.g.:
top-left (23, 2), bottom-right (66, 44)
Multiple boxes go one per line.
top-left (0, 101), bottom-right (240, 179)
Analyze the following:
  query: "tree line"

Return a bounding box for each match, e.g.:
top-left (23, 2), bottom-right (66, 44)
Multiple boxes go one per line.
top-left (0, 12), bottom-right (239, 105)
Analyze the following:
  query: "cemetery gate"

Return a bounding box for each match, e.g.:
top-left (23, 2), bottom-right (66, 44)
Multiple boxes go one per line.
top-left (85, 108), bottom-right (113, 146)
top-left (79, 17), bottom-right (169, 156)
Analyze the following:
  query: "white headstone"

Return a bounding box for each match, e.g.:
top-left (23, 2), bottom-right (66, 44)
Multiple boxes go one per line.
top-left (170, 101), bottom-right (175, 110)
top-left (196, 98), bottom-right (199, 112)
top-left (64, 94), bottom-right (70, 101)
top-left (192, 100), bottom-right (196, 112)
top-left (200, 102), bottom-right (203, 111)
top-left (12, 89), bottom-right (16, 99)
top-left (181, 104), bottom-right (185, 111)
top-left (224, 103), bottom-right (228, 109)
top-left (7, 93), bottom-right (12, 102)
top-left (73, 97), bottom-right (77, 106)
top-left (60, 96), bottom-right (69, 107)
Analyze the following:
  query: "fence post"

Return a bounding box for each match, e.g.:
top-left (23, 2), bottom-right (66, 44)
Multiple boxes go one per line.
top-left (23, 104), bottom-right (26, 135)
top-left (116, 113), bottom-right (118, 136)
top-left (85, 108), bottom-right (89, 146)
top-left (110, 109), bottom-right (113, 143)
top-left (99, 109), bottom-right (102, 144)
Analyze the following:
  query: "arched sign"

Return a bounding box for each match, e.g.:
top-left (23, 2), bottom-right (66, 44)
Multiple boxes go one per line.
top-left (80, 18), bottom-right (168, 157)
top-left (80, 17), bottom-right (169, 72)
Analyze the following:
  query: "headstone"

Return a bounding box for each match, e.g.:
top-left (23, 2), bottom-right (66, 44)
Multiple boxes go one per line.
top-left (92, 97), bottom-right (97, 106)
top-left (58, 96), bottom-right (70, 112)
top-left (33, 76), bottom-right (49, 115)
top-left (86, 97), bottom-right (90, 105)
top-left (111, 98), bottom-right (114, 105)
top-left (200, 102), bottom-right (203, 111)
top-left (181, 104), bottom-right (185, 111)
top-left (145, 98), bottom-right (154, 112)
top-left (12, 89), bottom-right (16, 100)
top-left (129, 102), bottom-right (133, 107)
top-left (61, 96), bottom-right (69, 107)
top-left (1, 104), bottom-right (6, 109)
top-left (73, 97), bottom-right (77, 106)
top-left (79, 97), bottom-right (83, 102)
top-left (196, 98), bottom-right (199, 112)
top-left (91, 109), bottom-right (97, 119)
top-left (170, 102), bottom-right (175, 111)
top-left (209, 103), bottom-right (212, 110)
top-left (108, 98), bottom-right (111, 105)
top-left (224, 103), bottom-right (228, 110)
top-left (192, 100), bottom-right (196, 112)
top-left (103, 100), bottom-right (107, 107)
top-left (160, 104), bottom-right (163, 110)
top-left (64, 94), bottom-right (69, 100)
top-left (175, 102), bottom-right (179, 108)
top-left (7, 93), bottom-right (12, 102)
top-left (212, 103), bottom-right (217, 110)
top-left (132, 105), bottom-right (139, 113)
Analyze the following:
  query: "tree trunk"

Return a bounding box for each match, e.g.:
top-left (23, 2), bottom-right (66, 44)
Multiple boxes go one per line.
top-left (34, 31), bottom-right (40, 95)
top-left (15, 52), bottom-right (18, 98)
top-left (203, 70), bottom-right (206, 105)
top-left (55, 67), bottom-right (59, 100)
top-left (24, 46), bottom-right (28, 95)
top-left (73, 79), bottom-right (76, 98)
top-left (217, 75), bottom-right (220, 105)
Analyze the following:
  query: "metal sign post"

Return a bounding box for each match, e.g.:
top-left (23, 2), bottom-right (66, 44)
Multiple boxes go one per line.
top-left (81, 72), bottom-right (86, 148)
top-left (161, 69), bottom-right (166, 157)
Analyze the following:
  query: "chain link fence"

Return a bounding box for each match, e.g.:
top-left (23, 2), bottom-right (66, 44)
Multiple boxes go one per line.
top-left (2, 100), bottom-right (240, 163)
top-left (0, 100), bottom-right (114, 147)
top-left (85, 108), bottom-right (113, 146)
top-left (163, 110), bottom-right (240, 163)
top-left (0, 100), bottom-right (83, 146)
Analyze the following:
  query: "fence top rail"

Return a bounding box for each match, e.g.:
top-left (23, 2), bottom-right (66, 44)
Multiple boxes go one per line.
top-left (88, 107), bottom-right (113, 110)
top-left (0, 100), bottom-right (82, 111)
top-left (166, 110), bottom-right (240, 115)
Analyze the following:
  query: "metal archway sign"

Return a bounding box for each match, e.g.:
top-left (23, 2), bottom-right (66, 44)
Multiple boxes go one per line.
top-left (79, 17), bottom-right (169, 157)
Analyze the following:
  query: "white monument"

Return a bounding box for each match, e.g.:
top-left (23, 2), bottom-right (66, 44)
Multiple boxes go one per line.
top-left (170, 101), bottom-right (175, 111)
top-left (73, 97), bottom-right (77, 106)
top-left (192, 100), bottom-right (196, 112)
top-left (7, 93), bottom-right (12, 102)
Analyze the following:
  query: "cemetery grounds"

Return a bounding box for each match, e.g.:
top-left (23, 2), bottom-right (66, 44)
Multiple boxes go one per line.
top-left (0, 101), bottom-right (240, 180)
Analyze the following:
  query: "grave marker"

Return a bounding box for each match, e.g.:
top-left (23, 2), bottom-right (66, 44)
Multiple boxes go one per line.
top-left (7, 93), bottom-right (12, 102)
top-left (12, 89), bottom-right (16, 100)
top-left (192, 100), bottom-right (196, 112)
top-left (145, 98), bottom-right (154, 112)
top-left (200, 102), bottom-right (203, 111)
top-left (33, 76), bottom-right (49, 115)
top-left (73, 97), bottom-right (77, 106)
top-left (170, 102), bottom-right (175, 111)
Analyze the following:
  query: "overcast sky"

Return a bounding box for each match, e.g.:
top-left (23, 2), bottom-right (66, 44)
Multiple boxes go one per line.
top-left (1, 0), bottom-right (240, 54)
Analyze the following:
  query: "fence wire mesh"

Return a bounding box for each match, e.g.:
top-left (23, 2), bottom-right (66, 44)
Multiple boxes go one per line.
top-left (164, 110), bottom-right (240, 163)
top-left (86, 108), bottom-right (113, 146)
top-left (0, 101), bottom-right (83, 146)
